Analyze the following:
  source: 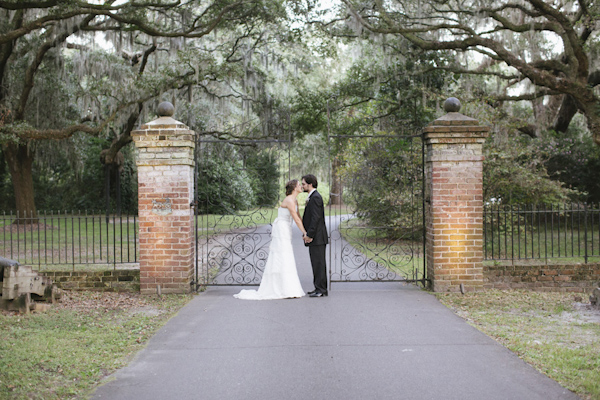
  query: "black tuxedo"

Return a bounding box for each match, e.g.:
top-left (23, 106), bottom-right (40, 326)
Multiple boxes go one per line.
top-left (302, 190), bottom-right (328, 293)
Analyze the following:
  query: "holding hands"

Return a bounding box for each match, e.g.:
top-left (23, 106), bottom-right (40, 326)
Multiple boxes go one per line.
top-left (303, 234), bottom-right (313, 244)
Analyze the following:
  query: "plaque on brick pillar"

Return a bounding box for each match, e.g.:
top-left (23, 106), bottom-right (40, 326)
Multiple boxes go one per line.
top-left (132, 102), bottom-right (195, 294)
top-left (424, 98), bottom-right (489, 292)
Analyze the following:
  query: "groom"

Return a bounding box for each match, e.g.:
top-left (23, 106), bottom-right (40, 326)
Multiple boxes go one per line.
top-left (301, 174), bottom-right (328, 297)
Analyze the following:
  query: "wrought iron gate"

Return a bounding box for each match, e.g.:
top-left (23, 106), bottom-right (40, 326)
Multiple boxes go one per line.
top-left (327, 133), bottom-right (426, 286)
top-left (193, 133), bottom-right (426, 289)
top-left (193, 138), bottom-right (290, 288)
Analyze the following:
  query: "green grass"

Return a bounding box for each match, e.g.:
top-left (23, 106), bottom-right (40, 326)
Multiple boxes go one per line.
top-left (485, 227), bottom-right (600, 264)
top-left (0, 291), bottom-right (193, 400)
top-left (1, 214), bottom-right (138, 269)
top-left (436, 290), bottom-right (600, 400)
top-left (338, 218), bottom-right (425, 281)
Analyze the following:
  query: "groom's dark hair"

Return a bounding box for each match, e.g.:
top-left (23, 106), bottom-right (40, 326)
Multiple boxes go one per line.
top-left (302, 174), bottom-right (318, 188)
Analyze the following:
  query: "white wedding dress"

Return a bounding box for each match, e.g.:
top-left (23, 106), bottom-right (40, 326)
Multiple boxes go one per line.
top-left (234, 207), bottom-right (305, 300)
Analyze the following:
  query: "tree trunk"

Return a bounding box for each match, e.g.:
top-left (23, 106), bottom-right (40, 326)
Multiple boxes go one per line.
top-left (329, 157), bottom-right (343, 206)
top-left (552, 95), bottom-right (579, 133)
top-left (2, 142), bottom-right (37, 223)
top-left (588, 116), bottom-right (600, 147)
top-left (576, 96), bottom-right (600, 147)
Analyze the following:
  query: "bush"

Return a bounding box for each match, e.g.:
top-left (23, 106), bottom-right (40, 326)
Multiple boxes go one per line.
top-left (195, 141), bottom-right (287, 214)
top-left (483, 135), bottom-right (578, 204)
top-left (539, 132), bottom-right (600, 203)
top-left (338, 136), bottom-right (423, 239)
top-left (242, 148), bottom-right (280, 207)
top-left (196, 156), bottom-right (254, 214)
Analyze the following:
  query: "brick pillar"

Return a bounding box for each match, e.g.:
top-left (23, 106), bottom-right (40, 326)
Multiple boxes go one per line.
top-left (424, 98), bottom-right (489, 292)
top-left (132, 102), bottom-right (195, 294)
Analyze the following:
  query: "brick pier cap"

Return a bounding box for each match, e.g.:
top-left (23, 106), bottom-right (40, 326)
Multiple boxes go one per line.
top-left (132, 102), bottom-right (196, 294)
top-left (423, 98), bottom-right (489, 292)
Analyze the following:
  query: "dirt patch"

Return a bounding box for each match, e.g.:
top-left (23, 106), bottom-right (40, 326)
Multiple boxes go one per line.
top-left (1, 222), bottom-right (57, 234)
top-left (564, 302), bottom-right (600, 324)
top-left (1, 290), bottom-right (162, 317)
top-left (55, 291), bottom-right (160, 314)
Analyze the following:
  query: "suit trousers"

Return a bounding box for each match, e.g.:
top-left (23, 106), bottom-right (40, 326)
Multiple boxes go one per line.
top-left (309, 244), bottom-right (327, 293)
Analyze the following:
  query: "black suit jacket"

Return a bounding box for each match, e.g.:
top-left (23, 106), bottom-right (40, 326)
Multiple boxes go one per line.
top-left (302, 190), bottom-right (328, 247)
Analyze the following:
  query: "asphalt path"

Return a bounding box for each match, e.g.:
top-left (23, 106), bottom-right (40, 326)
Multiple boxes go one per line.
top-left (92, 219), bottom-right (579, 400)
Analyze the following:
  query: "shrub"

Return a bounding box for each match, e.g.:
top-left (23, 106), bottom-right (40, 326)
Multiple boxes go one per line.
top-left (338, 135), bottom-right (423, 239)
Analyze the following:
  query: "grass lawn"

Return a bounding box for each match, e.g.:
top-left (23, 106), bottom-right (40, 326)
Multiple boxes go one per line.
top-left (0, 213), bottom-right (138, 269)
top-left (437, 290), bottom-right (600, 400)
top-left (0, 292), bottom-right (193, 400)
top-left (485, 227), bottom-right (600, 264)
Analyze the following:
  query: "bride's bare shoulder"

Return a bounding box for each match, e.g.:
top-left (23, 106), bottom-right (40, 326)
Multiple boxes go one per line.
top-left (280, 195), bottom-right (293, 208)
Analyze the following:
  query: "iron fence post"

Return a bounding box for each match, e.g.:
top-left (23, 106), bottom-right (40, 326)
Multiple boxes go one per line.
top-left (585, 202), bottom-right (588, 264)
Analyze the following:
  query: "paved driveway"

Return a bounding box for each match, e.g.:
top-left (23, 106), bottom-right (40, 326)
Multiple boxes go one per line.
top-left (92, 226), bottom-right (579, 400)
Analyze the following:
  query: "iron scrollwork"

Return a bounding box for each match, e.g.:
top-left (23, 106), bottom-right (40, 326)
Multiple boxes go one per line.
top-left (206, 231), bottom-right (270, 285)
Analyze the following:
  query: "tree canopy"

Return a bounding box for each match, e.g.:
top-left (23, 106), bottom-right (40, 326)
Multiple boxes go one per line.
top-left (2, 0), bottom-right (600, 218)
top-left (326, 0), bottom-right (600, 145)
top-left (0, 0), bottom-right (292, 217)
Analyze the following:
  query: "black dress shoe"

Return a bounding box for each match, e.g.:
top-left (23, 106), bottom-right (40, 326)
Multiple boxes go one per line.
top-left (307, 290), bottom-right (317, 295)
top-left (309, 292), bottom-right (327, 297)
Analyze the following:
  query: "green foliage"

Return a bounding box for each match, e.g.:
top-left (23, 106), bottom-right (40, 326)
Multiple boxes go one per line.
top-left (292, 47), bottom-right (449, 139)
top-left (242, 147), bottom-right (281, 207)
top-left (289, 133), bottom-right (329, 184)
top-left (483, 135), bottom-right (578, 204)
top-left (291, 88), bottom-right (329, 137)
top-left (290, 44), bottom-right (447, 235)
top-left (196, 143), bottom-right (285, 214)
top-left (0, 0), bottom-right (302, 215)
top-left (538, 130), bottom-right (600, 203)
top-left (338, 136), bottom-right (423, 239)
top-left (0, 135), bottom-right (138, 213)
top-left (197, 157), bottom-right (254, 214)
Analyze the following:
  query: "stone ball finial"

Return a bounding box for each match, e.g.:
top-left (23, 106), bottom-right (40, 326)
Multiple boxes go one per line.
top-left (443, 97), bottom-right (461, 113)
top-left (157, 101), bottom-right (175, 117)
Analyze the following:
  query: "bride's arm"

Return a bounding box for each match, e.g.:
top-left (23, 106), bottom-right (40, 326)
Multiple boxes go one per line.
top-left (285, 199), bottom-right (306, 236)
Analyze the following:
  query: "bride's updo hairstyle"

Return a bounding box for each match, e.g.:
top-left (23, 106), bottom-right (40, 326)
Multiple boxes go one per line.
top-left (285, 179), bottom-right (299, 196)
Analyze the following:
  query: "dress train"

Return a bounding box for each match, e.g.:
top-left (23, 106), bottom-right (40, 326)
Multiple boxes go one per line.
top-left (234, 208), bottom-right (304, 300)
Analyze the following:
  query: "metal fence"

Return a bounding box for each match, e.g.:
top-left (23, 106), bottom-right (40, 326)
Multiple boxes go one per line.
top-left (0, 211), bottom-right (138, 270)
top-left (484, 203), bottom-right (600, 263)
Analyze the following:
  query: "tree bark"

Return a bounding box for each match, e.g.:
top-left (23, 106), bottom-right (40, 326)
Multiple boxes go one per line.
top-left (2, 142), bottom-right (37, 222)
top-left (329, 156), bottom-right (343, 206)
top-left (582, 103), bottom-right (600, 147)
top-left (552, 95), bottom-right (579, 133)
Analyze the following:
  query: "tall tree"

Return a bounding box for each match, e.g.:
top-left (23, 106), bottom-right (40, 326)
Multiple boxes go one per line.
top-left (0, 0), bottom-right (285, 221)
top-left (291, 34), bottom-right (449, 204)
top-left (331, 0), bottom-right (600, 145)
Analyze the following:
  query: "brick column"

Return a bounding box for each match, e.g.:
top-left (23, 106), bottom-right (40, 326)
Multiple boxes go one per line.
top-left (132, 102), bottom-right (195, 294)
top-left (424, 98), bottom-right (489, 292)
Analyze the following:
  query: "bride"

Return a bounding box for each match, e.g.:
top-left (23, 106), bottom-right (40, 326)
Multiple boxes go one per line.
top-left (234, 179), bottom-right (307, 300)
